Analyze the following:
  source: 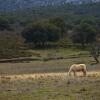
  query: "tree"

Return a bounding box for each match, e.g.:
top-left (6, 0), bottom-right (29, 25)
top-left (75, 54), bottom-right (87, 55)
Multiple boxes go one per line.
top-left (90, 35), bottom-right (100, 63)
top-left (0, 31), bottom-right (30, 59)
top-left (90, 43), bottom-right (100, 63)
top-left (0, 16), bottom-right (11, 31)
top-left (71, 22), bottom-right (97, 48)
top-left (22, 22), bottom-right (61, 47)
top-left (49, 17), bottom-right (67, 38)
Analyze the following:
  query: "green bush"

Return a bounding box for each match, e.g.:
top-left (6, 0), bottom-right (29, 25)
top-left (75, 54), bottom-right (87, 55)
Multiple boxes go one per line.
top-left (0, 32), bottom-right (31, 59)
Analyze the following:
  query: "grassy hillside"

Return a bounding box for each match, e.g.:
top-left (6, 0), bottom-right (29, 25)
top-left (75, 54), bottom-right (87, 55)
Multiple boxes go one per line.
top-left (1, 3), bottom-right (100, 23)
top-left (0, 2), bottom-right (100, 59)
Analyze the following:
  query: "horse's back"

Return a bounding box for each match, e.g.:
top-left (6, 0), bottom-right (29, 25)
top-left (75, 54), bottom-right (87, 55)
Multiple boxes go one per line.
top-left (71, 64), bottom-right (86, 70)
top-left (78, 64), bottom-right (86, 69)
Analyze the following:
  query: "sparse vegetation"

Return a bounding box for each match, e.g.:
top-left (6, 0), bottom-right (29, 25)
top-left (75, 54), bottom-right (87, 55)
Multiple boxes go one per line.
top-left (0, 72), bottom-right (100, 100)
top-left (0, 1), bottom-right (100, 100)
top-left (0, 32), bottom-right (31, 59)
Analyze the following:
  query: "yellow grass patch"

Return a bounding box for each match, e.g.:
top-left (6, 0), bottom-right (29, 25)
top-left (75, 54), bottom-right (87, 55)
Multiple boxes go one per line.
top-left (0, 71), bottom-right (100, 82)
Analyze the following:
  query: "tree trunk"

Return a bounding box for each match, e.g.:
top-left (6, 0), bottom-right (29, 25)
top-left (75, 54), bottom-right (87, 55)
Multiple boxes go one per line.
top-left (81, 42), bottom-right (85, 48)
top-left (93, 56), bottom-right (99, 63)
top-left (91, 45), bottom-right (99, 63)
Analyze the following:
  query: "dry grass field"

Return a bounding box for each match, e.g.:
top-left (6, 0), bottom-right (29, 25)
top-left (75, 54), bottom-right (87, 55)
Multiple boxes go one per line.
top-left (0, 49), bottom-right (100, 100)
top-left (0, 71), bottom-right (100, 100)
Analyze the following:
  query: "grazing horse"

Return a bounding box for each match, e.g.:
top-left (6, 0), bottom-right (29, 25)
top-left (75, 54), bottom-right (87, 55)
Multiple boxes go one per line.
top-left (68, 64), bottom-right (87, 77)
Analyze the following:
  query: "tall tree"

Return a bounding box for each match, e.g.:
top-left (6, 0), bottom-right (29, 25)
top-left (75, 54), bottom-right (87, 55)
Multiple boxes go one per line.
top-left (71, 22), bottom-right (97, 48)
top-left (0, 16), bottom-right (11, 31)
top-left (22, 22), bottom-right (61, 47)
top-left (49, 17), bottom-right (67, 38)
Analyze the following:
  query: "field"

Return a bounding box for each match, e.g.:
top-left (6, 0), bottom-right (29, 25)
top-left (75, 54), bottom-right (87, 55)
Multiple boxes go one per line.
top-left (0, 49), bottom-right (100, 100)
top-left (0, 0), bottom-right (100, 99)
top-left (0, 72), bottom-right (100, 100)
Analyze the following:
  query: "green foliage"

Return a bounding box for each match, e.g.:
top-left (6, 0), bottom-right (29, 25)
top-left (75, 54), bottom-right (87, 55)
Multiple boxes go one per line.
top-left (0, 2), bottom-right (100, 51)
top-left (49, 17), bottom-right (67, 37)
top-left (0, 16), bottom-right (12, 31)
top-left (0, 32), bottom-right (31, 59)
top-left (71, 22), bottom-right (97, 48)
top-left (2, 2), bottom-right (100, 26)
top-left (22, 20), bottom-right (61, 47)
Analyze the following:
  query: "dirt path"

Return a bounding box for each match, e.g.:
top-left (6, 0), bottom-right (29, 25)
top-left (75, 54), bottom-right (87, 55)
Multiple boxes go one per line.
top-left (0, 71), bottom-right (100, 81)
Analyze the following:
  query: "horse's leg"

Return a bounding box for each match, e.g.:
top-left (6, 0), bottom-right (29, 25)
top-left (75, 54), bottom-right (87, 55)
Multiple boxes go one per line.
top-left (82, 69), bottom-right (87, 77)
top-left (73, 71), bottom-right (76, 77)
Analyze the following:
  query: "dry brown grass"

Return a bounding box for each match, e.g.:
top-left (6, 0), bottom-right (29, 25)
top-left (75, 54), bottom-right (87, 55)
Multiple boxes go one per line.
top-left (0, 71), bottom-right (100, 100)
top-left (0, 76), bottom-right (11, 83)
top-left (0, 71), bottom-right (100, 82)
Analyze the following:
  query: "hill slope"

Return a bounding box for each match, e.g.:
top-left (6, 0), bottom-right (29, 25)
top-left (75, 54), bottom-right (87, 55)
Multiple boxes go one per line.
top-left (0, 0), bottom-right (100, 12)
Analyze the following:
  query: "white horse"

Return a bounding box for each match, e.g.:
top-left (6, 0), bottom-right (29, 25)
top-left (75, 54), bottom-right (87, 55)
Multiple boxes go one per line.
top-left (68, 64), bottom-right (87, 77)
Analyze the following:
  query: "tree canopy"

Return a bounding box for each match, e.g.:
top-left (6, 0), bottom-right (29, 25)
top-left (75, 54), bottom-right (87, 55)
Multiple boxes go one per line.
top-left (22, 21), bottom-right (61, 47)
top-left (0, 16), bottom-right (12, 31)
top-left (71, 22), bottom-right (97, 48)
